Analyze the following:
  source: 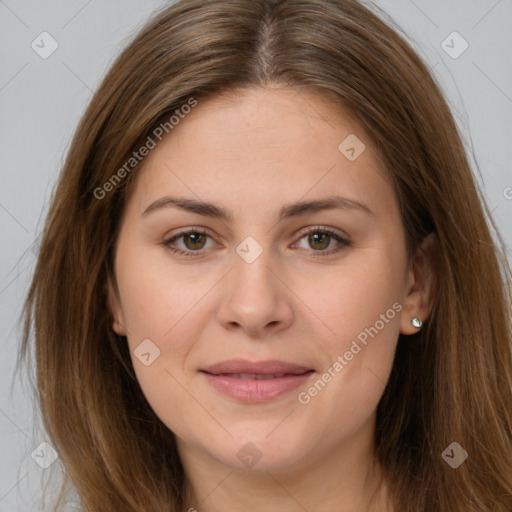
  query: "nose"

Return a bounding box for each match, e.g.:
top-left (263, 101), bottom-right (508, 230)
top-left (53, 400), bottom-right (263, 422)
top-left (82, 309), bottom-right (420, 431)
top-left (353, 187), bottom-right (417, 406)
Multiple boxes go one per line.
top-left (216, 247), bottom-right (294, 339)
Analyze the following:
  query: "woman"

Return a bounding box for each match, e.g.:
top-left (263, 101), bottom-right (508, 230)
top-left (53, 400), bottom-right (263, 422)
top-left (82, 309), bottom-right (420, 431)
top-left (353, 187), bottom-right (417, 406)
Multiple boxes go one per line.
top-left (20, 0), bottom-right (512, 510)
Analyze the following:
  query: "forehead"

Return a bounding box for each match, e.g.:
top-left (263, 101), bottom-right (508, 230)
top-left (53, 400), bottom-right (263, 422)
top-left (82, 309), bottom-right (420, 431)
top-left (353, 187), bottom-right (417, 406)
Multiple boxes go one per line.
top-left (126, 87), bottom-right (394, 220)
top-left (165, 87), bottom-right (364, 157)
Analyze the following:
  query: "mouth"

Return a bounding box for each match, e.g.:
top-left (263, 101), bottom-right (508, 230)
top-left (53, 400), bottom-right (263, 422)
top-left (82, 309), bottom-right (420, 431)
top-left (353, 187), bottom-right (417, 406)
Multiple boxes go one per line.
top-left (200, 359), bottom-right (315, 403)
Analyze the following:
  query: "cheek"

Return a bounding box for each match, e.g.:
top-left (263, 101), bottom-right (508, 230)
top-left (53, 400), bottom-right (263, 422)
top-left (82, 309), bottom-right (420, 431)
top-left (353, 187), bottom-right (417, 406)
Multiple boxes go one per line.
top-left (293, 251), bottom-right (403, 346)
top-left (115, 240), bottom-right (186, 333)
top-left (301, 310), bottom-right (400, 442)
top-left (117, 269), bottom-right (208, 437)
top-left (292, 251), bottom-right (402, 407)
top-left (113, 252), bottom-right (184, 372)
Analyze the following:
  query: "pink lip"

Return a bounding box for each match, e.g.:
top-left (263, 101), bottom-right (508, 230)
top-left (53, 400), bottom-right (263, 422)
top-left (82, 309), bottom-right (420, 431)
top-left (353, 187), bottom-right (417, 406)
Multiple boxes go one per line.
top-left (200, 359), bottom-right (315, 403)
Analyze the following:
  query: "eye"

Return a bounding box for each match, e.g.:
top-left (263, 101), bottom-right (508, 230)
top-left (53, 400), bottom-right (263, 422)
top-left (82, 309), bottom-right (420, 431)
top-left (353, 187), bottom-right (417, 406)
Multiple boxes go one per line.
top-left (162, 228), bottom-right (214, 257)
top-left (162, 227), bottom-right (350, 258)
top-left (293, 227), bottom-right (350, 257)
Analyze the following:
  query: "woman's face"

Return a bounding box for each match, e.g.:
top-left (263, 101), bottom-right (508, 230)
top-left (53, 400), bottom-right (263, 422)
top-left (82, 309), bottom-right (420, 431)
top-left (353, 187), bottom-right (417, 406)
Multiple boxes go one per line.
top-left (108, 87), bottom-right (429, 473)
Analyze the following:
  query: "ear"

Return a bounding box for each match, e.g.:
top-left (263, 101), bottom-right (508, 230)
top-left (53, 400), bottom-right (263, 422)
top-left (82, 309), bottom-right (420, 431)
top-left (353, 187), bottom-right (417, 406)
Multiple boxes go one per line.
top-left (400, 232), bottom-right (437, 335)
top-left (107, 275), bottom-right (127, 336)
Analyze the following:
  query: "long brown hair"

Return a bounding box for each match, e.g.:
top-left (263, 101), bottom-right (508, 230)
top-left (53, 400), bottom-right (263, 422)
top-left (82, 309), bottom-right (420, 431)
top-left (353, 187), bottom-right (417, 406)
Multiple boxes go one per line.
top-left (18, 0), bottom-right (512, 510)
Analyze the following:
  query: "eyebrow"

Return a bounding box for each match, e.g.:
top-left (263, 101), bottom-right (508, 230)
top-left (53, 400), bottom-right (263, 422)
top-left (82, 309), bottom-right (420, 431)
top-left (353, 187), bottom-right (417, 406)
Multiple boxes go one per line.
top-left (141, 194), bottom-right (374, 221)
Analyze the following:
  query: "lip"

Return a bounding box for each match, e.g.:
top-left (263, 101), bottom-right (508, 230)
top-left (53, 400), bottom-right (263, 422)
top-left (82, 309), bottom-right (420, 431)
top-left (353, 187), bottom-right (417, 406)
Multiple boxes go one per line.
top-left (202, 358), bottom-right (313, 375)
top-left (200, 359), bottom-right (315, 403)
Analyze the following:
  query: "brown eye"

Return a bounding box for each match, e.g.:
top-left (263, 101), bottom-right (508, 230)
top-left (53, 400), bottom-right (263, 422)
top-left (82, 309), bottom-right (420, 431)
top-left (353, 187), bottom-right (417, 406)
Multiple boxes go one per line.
top-left (182, 232), bottom-right (207, 250)
top-left (307, 232), bottom-right (331, 251)
top-left (163, 227), bottom-right (350, 259)
top-left (163, 229), bottom-right (213, 257)
top-left (295, 228), bottom-right (350, 256)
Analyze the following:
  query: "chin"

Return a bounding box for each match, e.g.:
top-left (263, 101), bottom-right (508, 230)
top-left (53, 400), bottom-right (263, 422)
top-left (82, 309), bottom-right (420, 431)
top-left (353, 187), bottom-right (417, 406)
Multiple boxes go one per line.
top-left (206, 430), bottom-right (313, 473)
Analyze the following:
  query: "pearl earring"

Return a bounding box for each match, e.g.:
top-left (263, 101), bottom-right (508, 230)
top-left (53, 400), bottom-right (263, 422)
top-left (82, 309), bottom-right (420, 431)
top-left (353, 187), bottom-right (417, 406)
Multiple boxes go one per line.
top-left (411, 317), bottom-right (423, 329)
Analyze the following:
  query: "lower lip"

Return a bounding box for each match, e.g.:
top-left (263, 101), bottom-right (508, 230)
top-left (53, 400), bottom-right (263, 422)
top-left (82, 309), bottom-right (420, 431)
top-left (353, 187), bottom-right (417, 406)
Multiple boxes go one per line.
top-left (201, 371), bottom-right (314, 403)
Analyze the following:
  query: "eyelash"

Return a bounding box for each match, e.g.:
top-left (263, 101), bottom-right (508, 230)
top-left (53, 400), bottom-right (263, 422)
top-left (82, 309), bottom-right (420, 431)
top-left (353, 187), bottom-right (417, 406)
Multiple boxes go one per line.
top-left (161, 227), bottom-right (351, 259)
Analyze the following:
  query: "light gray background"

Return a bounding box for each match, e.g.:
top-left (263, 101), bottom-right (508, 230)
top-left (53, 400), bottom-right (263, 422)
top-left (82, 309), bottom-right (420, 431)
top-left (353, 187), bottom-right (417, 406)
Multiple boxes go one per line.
top-left (1, 1), bottom-right (511, 510)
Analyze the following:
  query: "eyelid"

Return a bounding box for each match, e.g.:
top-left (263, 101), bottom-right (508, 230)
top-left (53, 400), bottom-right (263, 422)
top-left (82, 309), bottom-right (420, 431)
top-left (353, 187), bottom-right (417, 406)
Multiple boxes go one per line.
top-left (294, 224), bottom-right (349, 241)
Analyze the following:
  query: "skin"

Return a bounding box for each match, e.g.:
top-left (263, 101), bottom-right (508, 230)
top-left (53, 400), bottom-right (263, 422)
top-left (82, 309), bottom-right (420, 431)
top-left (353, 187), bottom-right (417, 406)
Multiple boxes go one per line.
top-left (108, 86), bottom-right (435, 512)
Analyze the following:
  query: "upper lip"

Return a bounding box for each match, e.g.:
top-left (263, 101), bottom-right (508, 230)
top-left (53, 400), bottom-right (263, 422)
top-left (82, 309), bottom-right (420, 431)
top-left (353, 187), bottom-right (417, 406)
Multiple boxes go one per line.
top-left (201, 359), bottom-right (314, 375)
